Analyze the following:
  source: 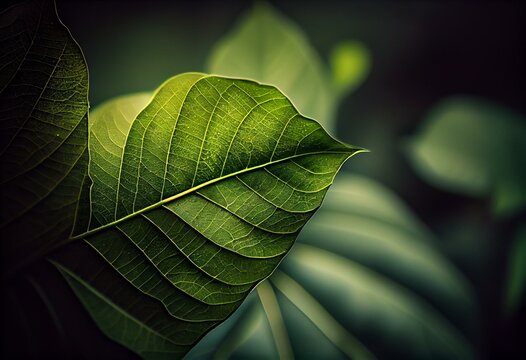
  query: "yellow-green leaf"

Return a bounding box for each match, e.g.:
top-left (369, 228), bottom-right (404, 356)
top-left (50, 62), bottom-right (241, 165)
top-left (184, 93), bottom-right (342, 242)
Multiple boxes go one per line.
top-left (54, 73), bottom-right (363, 359)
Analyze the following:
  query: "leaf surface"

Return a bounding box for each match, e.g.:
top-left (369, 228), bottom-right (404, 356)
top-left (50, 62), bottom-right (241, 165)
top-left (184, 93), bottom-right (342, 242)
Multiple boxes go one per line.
top-left (54, 73), bottom-right (362, 358)
top-left (0, 0), bottom-right (89, 276)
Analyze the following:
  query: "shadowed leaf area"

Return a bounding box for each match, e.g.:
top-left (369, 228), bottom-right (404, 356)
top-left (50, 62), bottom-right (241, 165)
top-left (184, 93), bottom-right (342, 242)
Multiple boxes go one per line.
top-left (0, 0), bottom-right (88, 277)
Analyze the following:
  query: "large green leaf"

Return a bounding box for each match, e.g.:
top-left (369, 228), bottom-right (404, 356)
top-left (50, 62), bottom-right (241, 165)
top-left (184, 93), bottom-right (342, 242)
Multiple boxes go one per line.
top-left (207, 3), bottom-right (370, 133)
top-left (187, 175), bottom-right (476, 360)
top-left (0, 0), bottom-right (89, 277)
top-left (405, 97), bottom-right (526, 217)
top-left (53, 73), bottom-right (362, 358)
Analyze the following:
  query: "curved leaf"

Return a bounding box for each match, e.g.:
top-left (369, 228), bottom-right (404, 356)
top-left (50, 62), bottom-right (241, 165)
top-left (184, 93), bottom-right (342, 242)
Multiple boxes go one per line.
top-left (207, 3), bottom-right (369, 133)
top-left (405, 97), bottom-right (526, 217)
top-left (53, 73), bottom-right (362, 358)
top-left (188, 175), bottom-right (476, 360)
top-left (0, 0), bottom-right (89, 276)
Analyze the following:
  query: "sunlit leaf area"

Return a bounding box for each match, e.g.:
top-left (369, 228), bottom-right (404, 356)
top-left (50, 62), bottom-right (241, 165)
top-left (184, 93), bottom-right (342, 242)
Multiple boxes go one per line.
top-left (1, 1), bottom-right (524, 359)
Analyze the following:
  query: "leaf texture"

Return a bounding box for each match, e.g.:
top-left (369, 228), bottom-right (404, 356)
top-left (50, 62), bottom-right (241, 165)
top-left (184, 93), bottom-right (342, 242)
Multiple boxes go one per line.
top-left (54, 73), bottom-right (362, 358)
top-left (0, 0), bottom-right (89, 276)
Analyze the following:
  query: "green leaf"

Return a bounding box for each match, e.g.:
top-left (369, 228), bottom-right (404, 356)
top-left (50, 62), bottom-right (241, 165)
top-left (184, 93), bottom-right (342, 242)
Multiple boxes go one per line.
top-left (0, 0), bottom-right (89, 276)
top-left (207, 3), bottom-right (369, 133)
top-left (188, 175), bottom-right (476, 360)
top-left (405, 97), bottom-right (526, 217)
top-left (53, 73), bottom-right (362, 358)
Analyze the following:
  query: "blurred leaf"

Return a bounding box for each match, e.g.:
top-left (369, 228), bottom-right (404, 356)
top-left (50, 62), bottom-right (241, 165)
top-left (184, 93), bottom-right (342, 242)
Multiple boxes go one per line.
top-left (188, 175), bottom-right (476, 360)
top-left (54, 73), bottom-right (362, 359)
top-left (271, 270), bottom-right (375, 360)
top-left (330, 41), bottom-right (370, 98)
top-left (405, 97), bottom-right (526, 217)
top-left (207, 3), bottom-right (369, 133)
top-left (504, 226), bottom-right (526, 315)
top-left (185, 292), bottom-right (271, 360)
top-left (0, 0), bottom-right (89, 277)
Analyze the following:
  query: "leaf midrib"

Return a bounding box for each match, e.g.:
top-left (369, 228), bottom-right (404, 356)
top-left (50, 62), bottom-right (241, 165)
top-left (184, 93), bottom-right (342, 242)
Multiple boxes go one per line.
top-left (70, 149), bottom-right (360, 241)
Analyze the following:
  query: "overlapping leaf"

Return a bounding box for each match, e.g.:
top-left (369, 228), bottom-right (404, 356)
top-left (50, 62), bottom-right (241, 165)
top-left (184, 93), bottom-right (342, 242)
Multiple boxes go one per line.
top-left (0, 0), bottom-right (89, 276)
top-left (207, 3), bottom-right (370, 133)
top-left (187, 175), bottom-right (476, 359)
top-left (195, 6), bottom-right (474, 359)
top-left (53, 73), bottom-right (362, 358)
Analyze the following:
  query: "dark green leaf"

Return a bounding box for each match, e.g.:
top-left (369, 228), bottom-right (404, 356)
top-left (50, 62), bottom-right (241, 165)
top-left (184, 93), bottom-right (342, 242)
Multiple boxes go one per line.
top-left (0, 0), bottom-right (89, 276)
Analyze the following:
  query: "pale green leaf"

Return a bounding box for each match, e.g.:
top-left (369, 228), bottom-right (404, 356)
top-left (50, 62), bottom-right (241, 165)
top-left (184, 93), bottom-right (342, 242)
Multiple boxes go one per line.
top-left (188, 175), bottom-right (475, 360)
top-left (54, 73), bottom-right (362, 358)
top-left (405, 97), bottom-right (526, 217)
top-left (0, 0), bottom-right (89, 276)
top-left (207, 3), bottom-right (370, 133)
